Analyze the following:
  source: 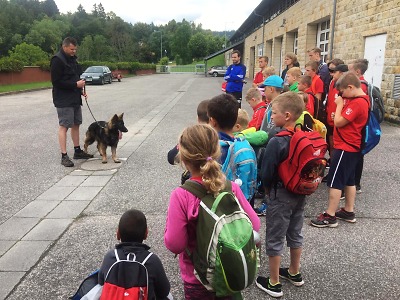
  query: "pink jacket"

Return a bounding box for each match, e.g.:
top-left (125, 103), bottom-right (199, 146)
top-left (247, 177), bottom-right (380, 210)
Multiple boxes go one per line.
top-left (164, 180), bottom-right (261, 284)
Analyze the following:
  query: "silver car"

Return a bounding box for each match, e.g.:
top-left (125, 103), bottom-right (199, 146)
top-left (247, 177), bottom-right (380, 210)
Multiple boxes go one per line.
top-left (208, 66), bottom-right (227, 77)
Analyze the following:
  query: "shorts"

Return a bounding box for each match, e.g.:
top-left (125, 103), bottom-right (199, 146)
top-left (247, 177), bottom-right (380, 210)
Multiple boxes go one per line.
top-left (265, 188), bottom-right (306, 257)
top-left (326, 149), bottom-right (361, 190)
top-left (57, 106), bottom-right (82, 128)
top-left (227, 91), bottom-right (242, 102)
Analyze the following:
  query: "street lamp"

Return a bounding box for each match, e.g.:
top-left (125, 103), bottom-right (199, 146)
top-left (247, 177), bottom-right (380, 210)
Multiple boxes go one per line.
top-left (253, 10), bottom-right (265, 55)
top-left (154, 30), bottom-right (163, 60)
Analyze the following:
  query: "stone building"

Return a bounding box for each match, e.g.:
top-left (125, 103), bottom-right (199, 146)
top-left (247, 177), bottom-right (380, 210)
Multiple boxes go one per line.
top-left (225, 0), bottom-right (400, 123)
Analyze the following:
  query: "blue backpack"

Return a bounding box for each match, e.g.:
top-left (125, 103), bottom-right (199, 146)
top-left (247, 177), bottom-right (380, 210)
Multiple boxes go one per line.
top-left (220, 137), bottom-right (257, 200)
top-left (337, 96), bottom-right (381, 155)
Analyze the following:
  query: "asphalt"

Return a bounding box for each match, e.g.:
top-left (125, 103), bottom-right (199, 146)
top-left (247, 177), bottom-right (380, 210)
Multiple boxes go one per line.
top-left (0, 74), bottom-right (399, 300)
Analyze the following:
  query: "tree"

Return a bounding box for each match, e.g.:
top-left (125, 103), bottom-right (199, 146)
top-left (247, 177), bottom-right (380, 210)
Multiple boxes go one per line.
top-left (41, 0), bottom-right (59, 17)
top-left (24, 17), bottom-right (70, 54)
top-left (171, 20), bottom-right (192, 64)
top-left (188, 33), bottom-right (208, 60)
top-left (8, 42), bottom-right (48, 65)
top-left (78, 35), bottom-right (94, 61)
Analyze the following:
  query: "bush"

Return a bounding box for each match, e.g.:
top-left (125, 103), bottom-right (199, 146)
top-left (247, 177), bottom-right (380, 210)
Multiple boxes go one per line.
top-left (116, 62), bottom-right (131, 70)
top-left (0, 57), bottom-right (24, 72)
top-left (37, 60), bottom-right (51, 71)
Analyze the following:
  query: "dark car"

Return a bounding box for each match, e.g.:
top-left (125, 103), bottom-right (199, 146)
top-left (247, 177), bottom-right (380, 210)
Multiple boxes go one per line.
top-left (208, 66), bottom-right (227, 77)
top-left (80, 66), bottom-right (112, 85)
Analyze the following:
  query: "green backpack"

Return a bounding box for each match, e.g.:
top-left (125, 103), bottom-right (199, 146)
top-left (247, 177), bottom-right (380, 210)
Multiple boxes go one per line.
top-left (181, 180), bottom-right (258, 298)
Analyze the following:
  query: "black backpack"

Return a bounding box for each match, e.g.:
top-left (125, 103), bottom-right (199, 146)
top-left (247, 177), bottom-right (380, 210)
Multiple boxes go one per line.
top-left (361, 80), bottom-right (385, 123)
top-left (100, 249), bottom-right (153, 300)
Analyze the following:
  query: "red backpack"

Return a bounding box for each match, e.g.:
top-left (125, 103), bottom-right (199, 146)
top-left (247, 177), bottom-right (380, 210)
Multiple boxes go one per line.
top-left (276, 129), bottom-right (327, 195)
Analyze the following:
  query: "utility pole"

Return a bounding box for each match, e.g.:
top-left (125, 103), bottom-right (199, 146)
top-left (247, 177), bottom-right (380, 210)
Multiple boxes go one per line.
top-left (154, 30), bottom-right (163, 60)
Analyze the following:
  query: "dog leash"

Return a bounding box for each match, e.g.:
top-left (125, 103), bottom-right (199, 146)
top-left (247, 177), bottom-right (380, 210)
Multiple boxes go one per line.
top-left (83, 85), bottom-right (105, 128)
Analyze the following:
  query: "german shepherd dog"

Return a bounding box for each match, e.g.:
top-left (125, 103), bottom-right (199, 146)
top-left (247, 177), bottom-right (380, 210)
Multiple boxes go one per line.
top-left (84, 113), bottom-right (128, 163)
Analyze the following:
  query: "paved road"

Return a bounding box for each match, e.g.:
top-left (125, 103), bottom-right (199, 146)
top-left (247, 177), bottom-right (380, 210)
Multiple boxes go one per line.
top-left (0, 74), bottom-right (399, 299)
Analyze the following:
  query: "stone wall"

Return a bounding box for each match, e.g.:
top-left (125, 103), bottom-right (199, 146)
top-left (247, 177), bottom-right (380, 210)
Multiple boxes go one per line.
top-left (240, 0), bottom-right (400, 122)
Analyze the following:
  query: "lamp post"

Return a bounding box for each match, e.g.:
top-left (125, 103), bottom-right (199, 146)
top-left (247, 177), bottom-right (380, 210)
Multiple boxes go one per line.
top-left (154, 30), bottom-right (163, 60)
top-left (253, 10), bottom-right (265, 55)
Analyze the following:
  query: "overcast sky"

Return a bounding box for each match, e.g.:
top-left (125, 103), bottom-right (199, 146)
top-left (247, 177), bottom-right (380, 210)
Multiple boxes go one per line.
top-left (55, 0), bottom-right (263, 32)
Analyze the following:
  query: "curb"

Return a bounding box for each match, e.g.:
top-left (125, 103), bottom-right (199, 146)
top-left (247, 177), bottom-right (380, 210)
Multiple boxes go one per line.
top-left (0, 87), bottom-right (51, 97)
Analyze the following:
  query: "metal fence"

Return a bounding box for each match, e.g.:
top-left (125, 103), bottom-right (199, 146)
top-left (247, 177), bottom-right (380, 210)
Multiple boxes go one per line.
top-left (156, 65), bottom-right (206, 75)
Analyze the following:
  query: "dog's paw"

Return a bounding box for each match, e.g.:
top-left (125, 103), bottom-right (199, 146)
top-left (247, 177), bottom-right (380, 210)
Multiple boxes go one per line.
top-left (114, 159), bottom-right (121, 163)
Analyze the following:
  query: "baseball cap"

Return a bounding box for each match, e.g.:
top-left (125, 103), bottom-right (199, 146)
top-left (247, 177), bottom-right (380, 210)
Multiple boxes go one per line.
top-left (263, 75), bottom-right (284, 88)
top-left (333, 64), bottom-right (348, 72)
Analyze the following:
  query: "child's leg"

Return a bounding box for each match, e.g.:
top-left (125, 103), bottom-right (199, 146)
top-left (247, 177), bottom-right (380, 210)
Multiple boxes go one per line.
top-left (344, 185), bottom-right (356, 212)
top-left (289, 247), bottom-right (302, 274)
top-left (268, 256), bottom-right (281, 284)
top-left (326, 188), bottom-right (342, 216)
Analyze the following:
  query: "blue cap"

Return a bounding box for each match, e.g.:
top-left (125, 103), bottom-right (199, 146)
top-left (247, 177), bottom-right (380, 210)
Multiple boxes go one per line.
top-left (264, 75), bottom-right (284, 88)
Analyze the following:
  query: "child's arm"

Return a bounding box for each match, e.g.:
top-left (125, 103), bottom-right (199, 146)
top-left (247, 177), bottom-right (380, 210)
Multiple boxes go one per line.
top-left (334, 96), bottom-right (349, 128)
top-left (151, 255), bottom-right (173, 299)
top-left (164, 188), bottom-right (190, 254)
top-left (260, 137), bottom-right (283, 190)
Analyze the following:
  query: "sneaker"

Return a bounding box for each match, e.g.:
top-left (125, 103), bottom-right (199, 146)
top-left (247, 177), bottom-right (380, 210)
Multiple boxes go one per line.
top-left (279, 268), bottom-right (304, 286)
top-left (61, 155), bottom-right (74, 167)
top-left (335, 208), bottom-right (356, 223)
top-left (255, 203), bottom-right (267, 216)
top-left (256, 276), bottom-right (283, 298)
top-left (340, 191), bottom-right (345, 200)
top-left (356, 185), bottom-right (362, 194)
top-left (310, 212), bottom-right (338, 228)
top-left (73, 151), bottom-right (94, 159)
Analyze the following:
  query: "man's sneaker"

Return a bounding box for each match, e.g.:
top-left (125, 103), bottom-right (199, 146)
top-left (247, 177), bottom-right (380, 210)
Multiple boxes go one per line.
top-left (335, 208), bottom-right (356, 223)
top-left (279, 268), bottom-right (304, 286)
top-left (310, 212), bottom-right (338, 228)
top-left (356, 185), bottom-right (362, 194)
top-left (340, 191), bottom-right (345, 200)
top-left (255, 203), bottom-right (267, 216)
top-left (73, 151), bottom-right (94, 159)
top-left (61, 155), bottom-right (74, 167)
top-left (256, 276), bottom-right (283, 298)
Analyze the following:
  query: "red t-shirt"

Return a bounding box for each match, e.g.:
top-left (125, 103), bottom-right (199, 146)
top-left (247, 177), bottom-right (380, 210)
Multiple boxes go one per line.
top-left (253, 71), bottom-right (264, 86)
top-left (304, 88), bottom-right (315, 117)
top-left (360, 76), bottom-right (368, 94)
top-left (333, 96), bottom-right (369, 152)
top-left (248, 101), bottom-right (267, 130)
top-left (326, 80), bottom-right (339, 127)
top-left (311, 75), bottom-right (324, 95)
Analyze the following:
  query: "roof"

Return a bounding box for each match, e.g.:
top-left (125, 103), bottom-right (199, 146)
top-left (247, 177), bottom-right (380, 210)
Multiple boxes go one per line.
top-left (203, 40), bottom-right (244, 61)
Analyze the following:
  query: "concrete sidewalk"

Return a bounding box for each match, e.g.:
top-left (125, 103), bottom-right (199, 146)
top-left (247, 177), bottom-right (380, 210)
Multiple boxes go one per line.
top-left (1, 75), bottom-right (399, 299)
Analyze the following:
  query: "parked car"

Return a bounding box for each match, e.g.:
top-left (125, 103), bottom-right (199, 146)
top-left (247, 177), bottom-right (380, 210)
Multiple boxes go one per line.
top-left (80, 66), bottom-right (112, 85)
top-left (208, 66), bottom-right (227, 77)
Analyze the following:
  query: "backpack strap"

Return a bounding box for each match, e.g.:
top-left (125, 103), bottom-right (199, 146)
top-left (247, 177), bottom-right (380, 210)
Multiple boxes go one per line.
top-left (141, 252), bottom-right (153, 265)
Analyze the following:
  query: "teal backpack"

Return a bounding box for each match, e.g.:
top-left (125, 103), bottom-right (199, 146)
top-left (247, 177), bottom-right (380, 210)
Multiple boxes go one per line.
top-left (181, 180), bottom-right (258, 298)
top-left (220, 137), bottom-right (257, 200)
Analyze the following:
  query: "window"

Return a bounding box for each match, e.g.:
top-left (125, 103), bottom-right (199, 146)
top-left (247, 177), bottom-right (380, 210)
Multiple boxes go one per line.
top-left (293, 32), bottom-right (298, 55)
top-left (317, 20), bottom-right (330, 62)
top-left (257, 43), bottom-right (263, 56)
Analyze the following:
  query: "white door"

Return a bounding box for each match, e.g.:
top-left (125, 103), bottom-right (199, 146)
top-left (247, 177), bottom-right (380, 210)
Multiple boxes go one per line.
top-left (364, 34), bottom-right (387, 89)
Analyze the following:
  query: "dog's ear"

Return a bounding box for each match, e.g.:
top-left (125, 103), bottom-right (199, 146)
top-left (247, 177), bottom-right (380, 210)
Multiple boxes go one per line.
top-left (118, 113), bottom-right (124, 119)
top-left (111, 114), bottom-right (119, 123)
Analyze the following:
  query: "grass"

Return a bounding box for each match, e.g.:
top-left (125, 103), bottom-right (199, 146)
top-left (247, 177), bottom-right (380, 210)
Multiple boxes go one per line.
top-left (0, 81), bottom-right (52, 93)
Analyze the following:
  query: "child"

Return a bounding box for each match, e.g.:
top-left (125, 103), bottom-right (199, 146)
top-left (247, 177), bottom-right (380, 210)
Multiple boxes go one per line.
top-left (208, 94), bottom-right (258, 201)
top-left (164, 124), bottom-right (260, 300)
top-left (168, 99), bottom-right (209, 183)
top-left (310, 73), bottom-right (369, 228)
top-left (233, 108), bottom-right (268, 148)
top-left (245, 87), bottom-right (267, 130)
top-left (99, 209), bottom-right (172, 300)
top-left (256, 92), bottom-right (306, 298)
top-left (304, 60), bottom-right (324, 102)
top-left (298, 75), bottom-right (315, 117)
top-left (286, 67), bottom-right (302, 92)
top-left (257, 66), bottom-right (275, 99)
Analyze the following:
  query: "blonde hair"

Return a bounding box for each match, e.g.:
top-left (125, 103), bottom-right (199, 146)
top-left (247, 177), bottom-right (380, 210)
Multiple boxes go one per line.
top-left (237, 109), bottom-right (250, 128)
top-left (245, 87), bottom-right (262, 102)
top-left (179, 124), bottom-right (225, 194)
top-left (287, 67), bottom-right (302, 78)
top-left (272, 92), bottom-right (305, 120)
top-left (262, 66), bottom-right (275, 77)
